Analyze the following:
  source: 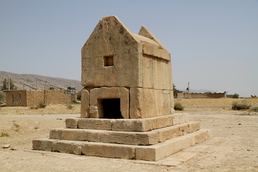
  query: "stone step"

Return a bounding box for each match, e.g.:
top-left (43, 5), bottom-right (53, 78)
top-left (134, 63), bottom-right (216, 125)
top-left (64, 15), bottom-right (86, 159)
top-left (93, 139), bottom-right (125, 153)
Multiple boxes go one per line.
top-left (33, 129), bottom-right (211, 161)
top-left (65, 113), bottom-right (189, 132)
top-left (50, 122), bottom-right (200, 146)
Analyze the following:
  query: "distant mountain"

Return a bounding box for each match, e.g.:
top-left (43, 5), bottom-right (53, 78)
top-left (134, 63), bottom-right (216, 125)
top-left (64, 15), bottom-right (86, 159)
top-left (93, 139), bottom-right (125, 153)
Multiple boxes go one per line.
top-left (0, 71), bottom-right (83, 91)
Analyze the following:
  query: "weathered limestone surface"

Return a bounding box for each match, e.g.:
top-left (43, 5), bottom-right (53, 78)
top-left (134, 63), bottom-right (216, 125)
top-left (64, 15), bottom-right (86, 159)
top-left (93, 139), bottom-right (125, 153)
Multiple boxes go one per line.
top-left (66, 114), bottom-right (189, 131)
top-left (50, 121), bottom-right (200, 146)
top-left (81, 89), bottom-right (89, 118)
top-left (82, 142), bottom-right (136, 159)
top-left (33, 129), bottom-right (211, 161)
top-left (130, 88), bottom-right (174, 119)
top-left (81, 15), bottom-right (173, 119)
top-left (77, 118), bottom-right (112, 130)
top-left (89, 87), bottom-right (129, 119)
top-left (135, 129), bottom-right (211, 161)
top-left (52, 141), bottom-right (83, 155)
top-left (33, 138), bottom-right (53, 151)
top-left (65, 118), bottom-right (78, 128)
top-left (81, 54), bottom-right (140, 87)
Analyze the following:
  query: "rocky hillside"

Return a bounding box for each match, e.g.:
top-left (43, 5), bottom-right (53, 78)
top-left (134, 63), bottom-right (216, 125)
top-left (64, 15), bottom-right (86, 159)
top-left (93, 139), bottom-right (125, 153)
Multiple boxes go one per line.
top-left (0, 71), bottom-right (82, 91)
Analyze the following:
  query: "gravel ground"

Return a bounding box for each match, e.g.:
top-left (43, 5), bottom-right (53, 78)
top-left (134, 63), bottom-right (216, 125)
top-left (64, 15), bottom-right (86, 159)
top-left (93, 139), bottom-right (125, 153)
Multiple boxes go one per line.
top-left (0, 106), bottom-right (258, 171)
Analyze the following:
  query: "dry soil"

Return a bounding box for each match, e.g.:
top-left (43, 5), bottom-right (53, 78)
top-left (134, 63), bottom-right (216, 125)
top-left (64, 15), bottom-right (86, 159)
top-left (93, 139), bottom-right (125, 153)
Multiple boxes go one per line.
top-left (0, 99), bottom-right (258, 172)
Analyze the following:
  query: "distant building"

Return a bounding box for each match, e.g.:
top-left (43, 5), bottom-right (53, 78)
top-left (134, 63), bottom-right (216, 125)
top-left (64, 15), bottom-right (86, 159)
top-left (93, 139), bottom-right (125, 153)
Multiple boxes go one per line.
top-left (5, 90), bottom-right (75, 107)
top-left (176, 91), bottom-right (226, 99)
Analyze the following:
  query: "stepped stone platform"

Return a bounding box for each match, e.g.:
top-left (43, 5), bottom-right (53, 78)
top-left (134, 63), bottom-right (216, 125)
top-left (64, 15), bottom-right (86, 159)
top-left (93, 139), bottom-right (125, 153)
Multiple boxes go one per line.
top-left (32, 113), bottom-right (211, 161)
top-left (32, 16), bottom-right (211, 161)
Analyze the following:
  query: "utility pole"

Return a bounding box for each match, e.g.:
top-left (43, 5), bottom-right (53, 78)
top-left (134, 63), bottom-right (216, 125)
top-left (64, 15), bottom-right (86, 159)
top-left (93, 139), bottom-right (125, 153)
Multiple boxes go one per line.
top-left (36, 78), bottom-right (38, 91)
top-left (44, 81), bottom-right (46, 90)
top-left (8, 78), bottom-right (10, 90)
top-left (188, 82), bottom-right (190, 99)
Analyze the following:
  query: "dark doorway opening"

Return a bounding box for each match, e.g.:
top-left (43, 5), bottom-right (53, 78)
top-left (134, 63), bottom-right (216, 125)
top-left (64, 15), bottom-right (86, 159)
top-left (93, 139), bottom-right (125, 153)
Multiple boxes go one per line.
top-left (103, 99), bottom-right (123, 119)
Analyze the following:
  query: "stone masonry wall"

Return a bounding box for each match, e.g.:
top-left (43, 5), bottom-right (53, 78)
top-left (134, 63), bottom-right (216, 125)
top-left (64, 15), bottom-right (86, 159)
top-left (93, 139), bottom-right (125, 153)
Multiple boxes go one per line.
top-left (6, 90), bottom-right (27, 106)
top-left (44, 90), bottom-right (71, 105)
top-left (26, 90), bottom-right (45, 107)
top-left (177, 92), bottom-right (226, 99)
top-left (6, 90), bottom-right (74, 107)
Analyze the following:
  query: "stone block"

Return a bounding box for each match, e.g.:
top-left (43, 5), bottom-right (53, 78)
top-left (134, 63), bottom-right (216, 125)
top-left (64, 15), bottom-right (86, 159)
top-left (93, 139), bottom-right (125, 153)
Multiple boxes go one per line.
top-left (77, 119), bottom-right (112, 130)
top-left (81, 16), bottom-right (139, 59)
top-left (178, 124), bottom-right (189, 135)
top-left (65, 118), bottom-right (78, 128)
top-left (194, 129), bottom-right (212, 144)
top-left (89, 106), bottom-right (99, 118)
top-left (74, 114), bottom-right (186, 132)
top-left (81, 53), bottom-right (140, 88)
top-left (135, 147), bottom-right (156, 161)
top-left (152, 116), bottom-right (169, 130)
top-left (52, 140), bottom-right (83, 155)
top-left (50, 129), bottom-right (102, 142)
top-left (82, 142), bottom-right (135, 159)
top-left (111, 120), bottom-right (142, 132)
top-left (136, 134), bottom-right (195, 161)
top-left (157, 126), bottom-right (180, 143)
top-left (32, 138), bottom-right (53, 151)
top-left (173, 113), bottom-right (189, 125)
top-left (77, 130), bottom-right (101, 142)
top-left (130, 88), bottom-right (172, 119)
top-left (188, 122), bottom-right (200, 133)
top-left (49, 129), bottom-right (62, 139)
top-left (101, 131), bottom-right (159, 146)
top-left (60, 129), bottom-right (79, 141)
top-left (81, 89), bottom-right (90, 118)
top-left (167, 115), bottom-right (174, 126)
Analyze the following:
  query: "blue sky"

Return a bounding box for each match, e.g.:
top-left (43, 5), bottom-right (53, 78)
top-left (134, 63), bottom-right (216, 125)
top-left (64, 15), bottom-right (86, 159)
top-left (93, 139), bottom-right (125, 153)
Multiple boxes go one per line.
top-left (0, 0), bottom-right (257, 97)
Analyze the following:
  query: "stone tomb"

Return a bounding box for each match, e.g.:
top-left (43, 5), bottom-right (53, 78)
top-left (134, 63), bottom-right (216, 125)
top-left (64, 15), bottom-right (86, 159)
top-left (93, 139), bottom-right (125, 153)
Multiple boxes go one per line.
top-left (33, 16), bottom-right (211, 161)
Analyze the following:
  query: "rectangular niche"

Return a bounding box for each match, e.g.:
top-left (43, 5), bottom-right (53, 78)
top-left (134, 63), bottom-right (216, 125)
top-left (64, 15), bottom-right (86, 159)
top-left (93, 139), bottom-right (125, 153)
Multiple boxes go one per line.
top-left (100, 98), bottom-right (123, 119)
top-left (104, 55), bottom-right (114, 66)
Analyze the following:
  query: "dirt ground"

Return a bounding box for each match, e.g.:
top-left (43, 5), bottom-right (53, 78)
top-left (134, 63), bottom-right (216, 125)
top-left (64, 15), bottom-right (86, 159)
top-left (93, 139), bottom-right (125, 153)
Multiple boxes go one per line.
top-left (0, 99), bottom-right (258, 172)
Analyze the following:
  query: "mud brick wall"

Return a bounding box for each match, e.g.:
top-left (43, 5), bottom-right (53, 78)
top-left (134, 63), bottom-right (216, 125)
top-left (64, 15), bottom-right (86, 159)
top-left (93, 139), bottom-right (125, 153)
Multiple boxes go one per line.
top-left (71, 94), bottom-right (77, 102)
top-left (5, 90), bottom-right (74, 107)
top-left (26, 90), bottom-right (44, 107)
top-left (44, 90), bottom-right (71, 105)
top-left (206, 93), bottom-right (226, 98)
top-left (177, 92), bottom-right (226, 99)
top-left (6, 90), bottom-right (27, 106)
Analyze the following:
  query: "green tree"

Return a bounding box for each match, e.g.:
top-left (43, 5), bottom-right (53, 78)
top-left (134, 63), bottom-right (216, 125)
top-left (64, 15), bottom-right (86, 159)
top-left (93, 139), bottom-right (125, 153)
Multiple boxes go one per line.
top-left (233, 93), bottom-right (239, 99)
top-left (1, 78), bottom-right (17, 90)
top-left (48, 87), bottom-right (55, 90)
top-left (173, 84), bottom-right (179, 98)
top-left (0, 93), bottom-right (3, 101)
top-left (77, 90), bottom-right (81, 100)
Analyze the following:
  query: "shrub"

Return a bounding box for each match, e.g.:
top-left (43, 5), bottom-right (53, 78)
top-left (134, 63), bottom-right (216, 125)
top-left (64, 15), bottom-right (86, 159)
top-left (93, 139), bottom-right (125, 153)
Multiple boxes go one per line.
top-left (38, 101), bottom-right (46, 108)
top-left (48, 87), bottom-right (55, 90)
top-left (13, 123), bottom-right (20, 128)
top-left (1, 132), bottom-right (9, 137)
top-left (70, 101), bottom-right (80, 104)
top-left (251, 107), bottom-right (258, 112)
top-left (232, 93), bottom-right (239, 99)
top-left (67, 104), bottom-right (73, 109)
top-left (174, 102), bottom-right (184, 111)
top-left (232, 101), bottom-right (250, 110)
top-left (0, 93), bottom-right (3, 101)
top-left (77, 91), bottom-right (81, 100)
